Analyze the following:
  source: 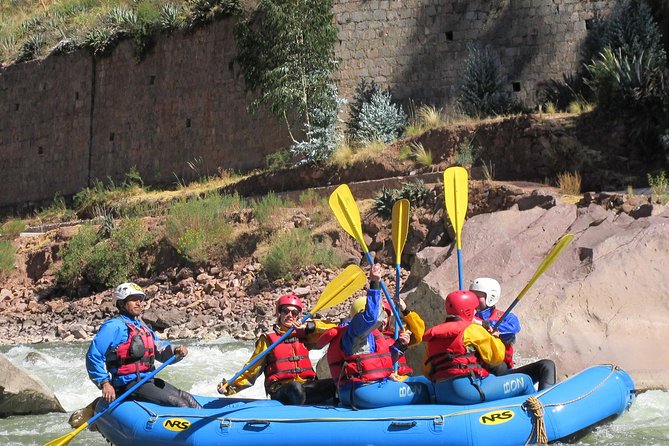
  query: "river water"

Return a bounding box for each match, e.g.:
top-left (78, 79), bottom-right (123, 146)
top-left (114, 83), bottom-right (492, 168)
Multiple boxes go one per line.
top-left (1, 339), bottom-right (667, 445)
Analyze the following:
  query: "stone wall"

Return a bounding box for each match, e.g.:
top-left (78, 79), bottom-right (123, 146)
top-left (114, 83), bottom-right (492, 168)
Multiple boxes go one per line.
top-left (334, 0), bottom-right (616, 105)
top-left (0, 1), bottom-right (618, 209)
top-left (0, 19), bottom-right (289, 210)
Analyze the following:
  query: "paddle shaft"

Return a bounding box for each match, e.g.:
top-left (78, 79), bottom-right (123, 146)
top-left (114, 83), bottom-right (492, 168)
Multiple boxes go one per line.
top-left (456, 249), bottom-right (464, 290)
top-left (491, 234), bottom-right (574, 330)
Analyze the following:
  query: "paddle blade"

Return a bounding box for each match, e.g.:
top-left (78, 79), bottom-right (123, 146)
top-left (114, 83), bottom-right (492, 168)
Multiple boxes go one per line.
top-left (516, 233), bottom-right (575, 301)
top-left (391, 199), bottom-right (410, 265)
top-left (312, 264), bottom-right (367, 314)
top-left (43, 422), bottom-right (88, 446)
top-left (443, 167), bottom-right (468, 249)
top-left (329, 184), bottom-right (368, 252)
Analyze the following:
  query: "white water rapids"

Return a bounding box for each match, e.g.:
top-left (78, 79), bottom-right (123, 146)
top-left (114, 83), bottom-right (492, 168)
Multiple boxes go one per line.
top-left (0, 339), bottom-right (667, 445)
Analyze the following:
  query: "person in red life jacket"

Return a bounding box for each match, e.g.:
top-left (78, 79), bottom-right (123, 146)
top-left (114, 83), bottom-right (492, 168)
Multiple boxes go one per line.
top-left (217, 294), bottom-right (337, 405)
top-left (86, 282), bottom-right (200, 408)
top-left (317, 264), bottom-right (431, 409)
top-left (470, 277), bottom-right (556, 390)
top-left (422, 290), bottom-right (535, 404)
top-left (378, 296), bottom-right (425, 378)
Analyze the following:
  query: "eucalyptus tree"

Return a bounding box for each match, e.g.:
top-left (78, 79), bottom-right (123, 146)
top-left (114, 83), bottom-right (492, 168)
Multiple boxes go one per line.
top-left (235, 0), bottom-right (340, 163)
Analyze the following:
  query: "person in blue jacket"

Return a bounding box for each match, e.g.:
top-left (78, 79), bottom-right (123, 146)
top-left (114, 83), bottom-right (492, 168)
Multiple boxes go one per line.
top-left (86, 282), bottom-right (201, 408)
top-left (470, 277), bottom-right (556, 390)
top-left (318, 264), bottom-right (431, 409)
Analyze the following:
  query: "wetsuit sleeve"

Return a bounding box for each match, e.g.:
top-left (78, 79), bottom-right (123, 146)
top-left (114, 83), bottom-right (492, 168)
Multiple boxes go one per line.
top-left (86, 320), bottom-right (123, 387)
top-left (341, 288), bottom-right (382, 355)
top-left (403, 311), bottom-right (425, 345)
top-left (229, 335), bottom-right (270, 391)
top-left (462, 324), bottom-right (505, 366)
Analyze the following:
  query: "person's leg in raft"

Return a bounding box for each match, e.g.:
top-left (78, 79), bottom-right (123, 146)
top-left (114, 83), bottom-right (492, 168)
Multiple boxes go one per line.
top-left (119, 377), bottom-right (202, 408)
top-left (339, 379), bottom-right (431, 409)
top-left (434, 376), bottom-right (486, 404)
top-left (303, 378), bottom-right (337, 405)
top-left (477, 372), bottom-right (535, 401)
top-left (434, 373), bottom-right (534, 404)
top-left (269, 381), bottom-right (306, 405)
top-left (512, 360), bottom-right (556, 390)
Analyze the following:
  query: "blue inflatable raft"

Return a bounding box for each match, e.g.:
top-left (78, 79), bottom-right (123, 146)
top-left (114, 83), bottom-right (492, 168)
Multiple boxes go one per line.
top-left (94, 364), bottom-right (635, 446)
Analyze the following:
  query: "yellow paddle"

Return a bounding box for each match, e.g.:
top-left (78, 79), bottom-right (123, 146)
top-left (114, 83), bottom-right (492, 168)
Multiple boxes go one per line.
top-left (444, 167), bottom-right (469, 289)
top-left (329, 184), bottom-right (405, 330)
top-left (391, 199), bottom-right (410, 371)
top-left (223, 264), bottom-right (367, 389)
top-left (391, 199), bottom-right (410, 324)
top-left (44, 354), bottom-right (179, 446)
top-left (492, 234), bottom-right (575, 330)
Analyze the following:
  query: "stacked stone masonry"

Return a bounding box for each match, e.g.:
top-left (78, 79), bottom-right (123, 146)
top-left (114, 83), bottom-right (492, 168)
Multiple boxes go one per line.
top-left (0, 0), bottom-right (616, 208)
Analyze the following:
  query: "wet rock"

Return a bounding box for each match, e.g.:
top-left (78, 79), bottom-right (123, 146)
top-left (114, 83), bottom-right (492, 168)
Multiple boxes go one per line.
top-left (0, 354), bottom-right (65, 416)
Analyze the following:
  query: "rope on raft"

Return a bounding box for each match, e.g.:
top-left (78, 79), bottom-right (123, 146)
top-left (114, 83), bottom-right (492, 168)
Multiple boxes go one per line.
top-left (523, 396), bottom-right (547, 445)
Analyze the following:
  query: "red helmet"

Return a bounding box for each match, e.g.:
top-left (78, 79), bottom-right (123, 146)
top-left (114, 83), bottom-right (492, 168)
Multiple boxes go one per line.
top-left (276, 294), bottom-right (303, 313)
top-left (381, 298), bottom-right (392, 315)
top-left (444, 290), bottom-right (478, 321)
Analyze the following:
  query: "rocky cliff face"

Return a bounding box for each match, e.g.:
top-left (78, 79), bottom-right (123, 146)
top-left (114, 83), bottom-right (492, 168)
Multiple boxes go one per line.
top-left (403, 191), bottom-right (669, 390)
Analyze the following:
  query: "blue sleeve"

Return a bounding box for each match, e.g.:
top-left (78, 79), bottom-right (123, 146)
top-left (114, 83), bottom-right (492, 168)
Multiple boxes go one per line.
top-left (497, 312), bottom-right (521, 343)
top-left (86, 319), bottom-right (124, 386)
top-left (341, 289), bottom-right (382, 355)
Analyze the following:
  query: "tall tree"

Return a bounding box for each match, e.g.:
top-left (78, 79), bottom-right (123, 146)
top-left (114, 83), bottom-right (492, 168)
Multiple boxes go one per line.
top-left (234, 0), bottom-right (339, 140)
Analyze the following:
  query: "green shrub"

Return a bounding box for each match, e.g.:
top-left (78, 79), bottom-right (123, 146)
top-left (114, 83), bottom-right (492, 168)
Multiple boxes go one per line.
top-left (252, 192), bottom-right (289, 229)
top-left (165, 195), bottom-right (236, 263)
top-left (1, 219), bottom-right (26, 240)
top-left (455, 138), bottom-right (480, 167)
top-left (347, 80), bottom-right (406, 144)
top-left (262, 228), bottom-right (343, 280)
top-left (372, 181), bottom-right (428, 218)
top-left (57, 218), bottom-right (152, 289)
top-left (265, 150), bottom-right (292, 171)
top-left (16, 32), bottom-right (45, 62)
top-left (0, 240), bottom-right (15, 274)
top-left (647, 171), bottom-right (668, 196)
top-left (457, 45), bottom-right (510, 118)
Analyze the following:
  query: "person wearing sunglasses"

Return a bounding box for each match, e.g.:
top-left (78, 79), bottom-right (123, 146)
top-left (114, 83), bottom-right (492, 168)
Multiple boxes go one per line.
top-left (217, 294), bottom-right (337, 405)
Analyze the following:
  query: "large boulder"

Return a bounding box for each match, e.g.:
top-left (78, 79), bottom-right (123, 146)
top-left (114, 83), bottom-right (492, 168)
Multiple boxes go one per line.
top-left (404, 198), bottom-right (669, 390)
top-left (0, 354), bottom-right (65, 417)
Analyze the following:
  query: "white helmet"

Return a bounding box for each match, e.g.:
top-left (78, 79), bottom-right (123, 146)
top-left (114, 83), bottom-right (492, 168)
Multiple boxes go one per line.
top-left (112, 282), bottom-right (145, 306)
top-left (469, 277), bottom-right (501, 307)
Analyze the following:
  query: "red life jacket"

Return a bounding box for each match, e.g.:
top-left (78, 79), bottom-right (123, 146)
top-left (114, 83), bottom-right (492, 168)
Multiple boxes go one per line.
top-left (325, 326), bottom-right (394, 386)
top-left (423, 318), bottom-right (488, 382)
top-left (484, 309), bottom-right (515, 368)
top-left (264, 331), bottom-right (317, 391)
top-left (105, 319), bottom-right (155, 379)
top-left (382, 330), bottom-right (413, 376)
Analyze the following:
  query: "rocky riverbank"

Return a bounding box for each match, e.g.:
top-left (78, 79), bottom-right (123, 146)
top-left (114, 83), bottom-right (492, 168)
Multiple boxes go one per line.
top-left (0, 261), bottom-right (408, 345)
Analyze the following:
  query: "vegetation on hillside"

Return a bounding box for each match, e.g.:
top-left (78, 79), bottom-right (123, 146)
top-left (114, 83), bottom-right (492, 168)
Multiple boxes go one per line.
top-left (0, 0), bottom-right (241, 63)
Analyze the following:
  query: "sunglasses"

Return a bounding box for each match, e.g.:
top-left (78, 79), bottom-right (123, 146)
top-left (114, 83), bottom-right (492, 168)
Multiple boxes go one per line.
top-left (280, 307), bottom-right (301, 317)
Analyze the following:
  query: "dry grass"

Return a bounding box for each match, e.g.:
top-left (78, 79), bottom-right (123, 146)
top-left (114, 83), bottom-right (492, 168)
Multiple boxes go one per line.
top-left (328, 140), bottom-right (387, 168)
top-left (410, 141), bottom-right (433, 167)
top-left (558, 171), bottom-right (581, 195)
